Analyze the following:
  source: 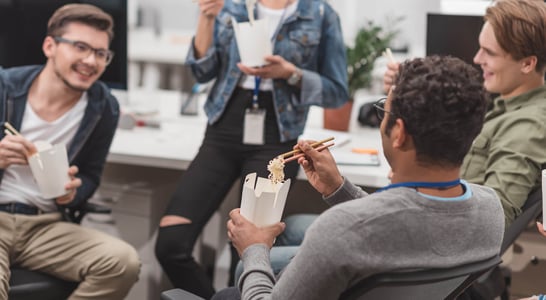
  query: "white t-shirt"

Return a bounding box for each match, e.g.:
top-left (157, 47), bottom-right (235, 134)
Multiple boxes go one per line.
top-left (238, 0), bottom-right (299, 91)
top-left (0, 93), bottom-right (88, 212)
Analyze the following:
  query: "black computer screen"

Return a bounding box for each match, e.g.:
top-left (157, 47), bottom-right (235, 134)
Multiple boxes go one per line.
top-left (426, 13), bottom-right (484, 67)
top-left (0, 0), bottom-right (127, 90)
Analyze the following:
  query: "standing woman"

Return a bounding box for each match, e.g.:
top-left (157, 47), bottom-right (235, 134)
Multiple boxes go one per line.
top-left (155, 0), bottom-right (348, 298)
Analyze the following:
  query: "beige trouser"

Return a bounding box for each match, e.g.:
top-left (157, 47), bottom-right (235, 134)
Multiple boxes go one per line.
top-left (0, 212), bottom-right (141, 300)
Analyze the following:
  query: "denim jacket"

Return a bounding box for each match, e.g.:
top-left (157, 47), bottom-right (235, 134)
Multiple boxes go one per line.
top-left (0, 65), bottom-right (120, 209)
top-left (186, 0), bottom-right (349, 142)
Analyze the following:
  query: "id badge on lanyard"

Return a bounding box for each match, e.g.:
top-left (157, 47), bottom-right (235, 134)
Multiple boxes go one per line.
top-left (243, 76), bottom-right (266, 145)
top-left (243, 3), bottom-right (291, 145)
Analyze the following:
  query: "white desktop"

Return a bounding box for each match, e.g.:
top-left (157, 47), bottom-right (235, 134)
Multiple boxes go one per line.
top-left (109, 88), bottom-right (391, 188)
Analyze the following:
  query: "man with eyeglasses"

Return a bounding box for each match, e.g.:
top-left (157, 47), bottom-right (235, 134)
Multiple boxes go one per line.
top-left (0, 4), bottom-right (139, 299)
top-left (218, 55), bottom-right (504, 300)
top-left (383, 0), bottom-right (546, 228)
top-left (53, 36), bottom-right (115, 66)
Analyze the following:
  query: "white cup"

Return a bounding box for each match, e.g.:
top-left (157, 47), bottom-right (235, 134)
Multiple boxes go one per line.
top-left (28, 143), bottom-right (70, 199)
top-left (232, 18), bottom-right (272, 67)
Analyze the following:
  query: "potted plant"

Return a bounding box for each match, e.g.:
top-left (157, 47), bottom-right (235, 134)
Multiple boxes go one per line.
top-left (324, 20), bottom-right (399, 131)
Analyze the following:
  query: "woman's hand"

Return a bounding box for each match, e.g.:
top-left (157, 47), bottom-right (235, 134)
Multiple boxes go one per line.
top-left (237, 55), bottom-right (297, 80)
top-left (198, 0), bottom-right (224, 19)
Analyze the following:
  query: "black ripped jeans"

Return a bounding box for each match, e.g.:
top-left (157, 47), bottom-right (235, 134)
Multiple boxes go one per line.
top-left (155, 88), bottom-right (298, 299)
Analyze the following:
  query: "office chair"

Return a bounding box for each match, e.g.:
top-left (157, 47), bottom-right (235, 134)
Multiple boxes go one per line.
top-left (161, 289), bottom-right (206, 300)
top-left (500, 188), bottom-right (542, 254)
top-left (468, 188), bottom-right (543, 300)
top-left (339, 255), bottom-right (502, 300)
top-left (8, 202), bottom-right (112, 300)
top-left (159, 255), bottom-right (501, 300)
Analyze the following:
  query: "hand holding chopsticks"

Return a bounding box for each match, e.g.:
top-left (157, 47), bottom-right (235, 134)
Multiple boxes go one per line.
top-left (278, 137), bottom-right (335, 163)
top-left (3, 122), bottom-right (37, 158)
top-left (284, 141), bottom-right (335, 163)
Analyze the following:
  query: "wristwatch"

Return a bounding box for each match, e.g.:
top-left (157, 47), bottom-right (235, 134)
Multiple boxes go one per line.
top-left (287, 67), bottom-right (302, 86)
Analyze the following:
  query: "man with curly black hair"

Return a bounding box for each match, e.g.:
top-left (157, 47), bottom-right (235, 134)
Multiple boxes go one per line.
top-left (220, 55), bottom-right (505, 300)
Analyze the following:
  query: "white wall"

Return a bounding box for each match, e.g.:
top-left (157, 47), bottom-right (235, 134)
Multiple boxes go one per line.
top-left (329, 0), bottom-right (442, 58)
top-left (131, 0), bottom-right (200, 30)
top-left (128, 0), bottom-right (489, 57)
top-left (441, 0), bottom-right (490, 15)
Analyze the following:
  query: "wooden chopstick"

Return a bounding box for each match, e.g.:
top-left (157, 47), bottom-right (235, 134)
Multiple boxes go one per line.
top-left (382, 48), bottom-right (396, 64)
top-left (4, 122), bottom-right (37, 157)
top-left (284, 142), bottom-right (335, 163)
top-left (279, 137), bottom-right (335, 159)
top-left (4, 122), bottom-right (21, 136)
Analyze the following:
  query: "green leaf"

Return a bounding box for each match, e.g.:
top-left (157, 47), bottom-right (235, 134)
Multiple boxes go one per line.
top-left (346, 18), bottom-right (402, 98)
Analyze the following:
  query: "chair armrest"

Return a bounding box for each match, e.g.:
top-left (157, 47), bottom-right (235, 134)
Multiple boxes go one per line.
top-left (161, 289), bottom-right (205, 300)
top-left (83, 202), bottom-right (112, 214)
top-left (61, 201), bottom-right (112, 224)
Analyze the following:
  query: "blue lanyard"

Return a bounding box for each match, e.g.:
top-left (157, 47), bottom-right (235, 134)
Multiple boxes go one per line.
top-left (252, 76), bottom-right (261, 109)
top-left (376, 179), bottom-right (461, 193)
top-left (252, 0), bottom-right (291, 109)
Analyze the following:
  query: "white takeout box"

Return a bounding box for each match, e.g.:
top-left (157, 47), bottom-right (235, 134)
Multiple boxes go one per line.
top-left (240, 172), bottom-right (291, 227)
top-left (28, 142), bottom-right (70, 199)
top-left (542, 169), bottom-right (546, 230)
top-left (232, 18), bottom-right (272, 67)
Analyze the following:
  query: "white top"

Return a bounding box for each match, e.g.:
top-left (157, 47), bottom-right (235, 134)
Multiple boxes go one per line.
top-left (0, 93), bottom-right (88, 211)
top-left (239, 0), bottom-right (299, 91)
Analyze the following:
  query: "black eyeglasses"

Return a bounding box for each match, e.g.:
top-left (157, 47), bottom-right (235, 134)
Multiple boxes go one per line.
top-left (373, 97), bottom-right (396, 121)
top-left (53, 36), bottom-right (114, 65)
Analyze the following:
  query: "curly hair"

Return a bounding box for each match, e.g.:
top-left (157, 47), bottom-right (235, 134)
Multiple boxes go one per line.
top-left (386, 55), bottom-right (488, 167)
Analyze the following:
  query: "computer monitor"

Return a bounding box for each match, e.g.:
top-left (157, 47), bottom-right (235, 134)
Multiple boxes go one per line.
top-left (426, 13), bottom-right (484, 67)
top-left (0, 0), bottom-right (127, 90)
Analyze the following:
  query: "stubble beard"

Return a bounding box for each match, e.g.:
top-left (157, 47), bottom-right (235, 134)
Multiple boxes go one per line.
top-left (54, 65), bottom-right (92, 93)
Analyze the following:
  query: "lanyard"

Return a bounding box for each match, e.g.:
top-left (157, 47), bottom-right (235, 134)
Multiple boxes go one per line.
top-left (252, 0), bottom-right (292, 109)
top-left (376, 179), bottom-right (462, 193)
top-left (252, 76), bottom-right (261, 109)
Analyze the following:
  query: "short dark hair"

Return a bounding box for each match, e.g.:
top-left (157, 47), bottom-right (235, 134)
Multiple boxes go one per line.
top-left (386, 55), bottom-right (487, 167)
top-left (47, 3), bottom-right (114, 42)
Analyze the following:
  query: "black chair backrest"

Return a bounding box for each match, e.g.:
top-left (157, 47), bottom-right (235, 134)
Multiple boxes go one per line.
top-left (161, 288), bottom-right (206, 300)
top-left (500, 188), bottom-right (542, 254)
top-left (9, 267), bottom-right (79, 300)
top-left (338, 255), bottom-right (502, 300)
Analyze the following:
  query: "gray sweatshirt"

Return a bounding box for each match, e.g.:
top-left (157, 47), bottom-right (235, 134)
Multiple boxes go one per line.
top-left (238, 179), bottom-right (505, 300)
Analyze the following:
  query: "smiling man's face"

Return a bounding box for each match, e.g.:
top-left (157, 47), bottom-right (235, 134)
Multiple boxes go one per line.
top-left (473, 22), bottom-right (528, 98)
top-left (45, 22), bottom-right (110, 92)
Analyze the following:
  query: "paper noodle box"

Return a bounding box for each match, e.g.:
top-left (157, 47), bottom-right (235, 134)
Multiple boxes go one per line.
top-left (28, 142), bottom-right (70, 199)
top-left (232, 18), bottom-right (272, 67)
top-left (542, 170), bottom-right (545, 230)
top-left (240, 173), bottom-right (291, 227)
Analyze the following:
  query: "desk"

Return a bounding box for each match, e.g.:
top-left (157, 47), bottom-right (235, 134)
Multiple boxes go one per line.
top-left (96, 89), bottom-right (390, 299)
top-left (108, 89), bottom-right (391, 188)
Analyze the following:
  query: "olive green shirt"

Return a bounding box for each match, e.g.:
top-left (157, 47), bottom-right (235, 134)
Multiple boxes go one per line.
top-left (461, 85), bottom-right (546, 227)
